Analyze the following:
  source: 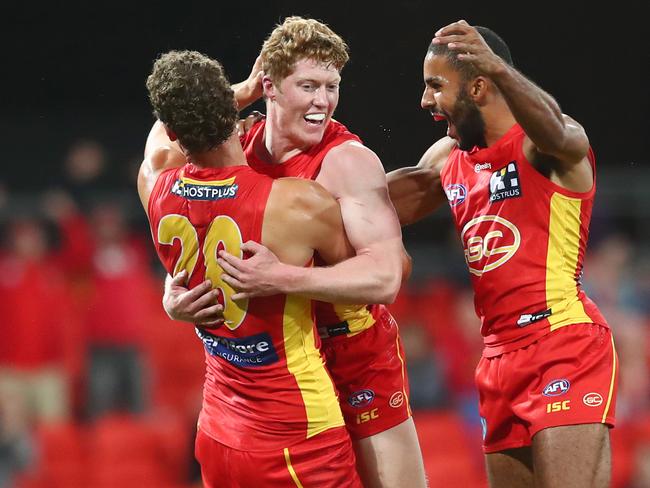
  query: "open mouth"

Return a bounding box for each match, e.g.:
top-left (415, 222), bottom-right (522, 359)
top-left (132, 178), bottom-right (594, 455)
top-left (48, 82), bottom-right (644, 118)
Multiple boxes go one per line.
top-left (304, 113), bottom-right (327, 125)
top-left (431, 112), bottom-right (446, 122)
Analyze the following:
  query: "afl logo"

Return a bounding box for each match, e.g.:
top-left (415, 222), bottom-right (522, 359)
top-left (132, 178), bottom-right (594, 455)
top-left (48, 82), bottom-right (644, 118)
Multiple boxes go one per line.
top-left (348, 389), bottom-right (375, 408)
top-left (542, 379), bottom-right (570, 397)
top-left (389, 391), bottom-right (404, 408)
top-left (583, 392), bottom-right (604, 407)
top-left (461, 215), bottom-right (521, 276)
top-left (445, 184), bottom-right (467, 207)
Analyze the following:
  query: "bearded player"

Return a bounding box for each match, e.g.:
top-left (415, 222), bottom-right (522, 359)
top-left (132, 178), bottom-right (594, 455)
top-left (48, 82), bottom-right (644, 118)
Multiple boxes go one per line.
top-left (387, 21), bottom-right (618, 488)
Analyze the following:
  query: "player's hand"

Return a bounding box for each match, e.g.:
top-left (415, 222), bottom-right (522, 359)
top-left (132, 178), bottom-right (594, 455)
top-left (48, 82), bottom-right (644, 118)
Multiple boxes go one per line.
top-left (432, 20), bottom-right (505, 76)
top-left (233, 55), bottom-right (264, 110)
top-left (163, 270), bottom-right (225, 328)
top-left (236, 110), bottom-right (265, 138)
top-left (217, 241), bottom-right (286, 300)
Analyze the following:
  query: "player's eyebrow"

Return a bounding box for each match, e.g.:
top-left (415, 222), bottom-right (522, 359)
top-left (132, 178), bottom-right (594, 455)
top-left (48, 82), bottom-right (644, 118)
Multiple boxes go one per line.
top-left (425, 75), bottom-right (447, 86)
top-left (296, 74), bottom-right (341, 84)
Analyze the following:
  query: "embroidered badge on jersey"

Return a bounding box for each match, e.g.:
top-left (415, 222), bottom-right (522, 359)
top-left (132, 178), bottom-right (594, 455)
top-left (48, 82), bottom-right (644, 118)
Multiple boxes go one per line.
top-left (488, 161), bottom-right (521, 203)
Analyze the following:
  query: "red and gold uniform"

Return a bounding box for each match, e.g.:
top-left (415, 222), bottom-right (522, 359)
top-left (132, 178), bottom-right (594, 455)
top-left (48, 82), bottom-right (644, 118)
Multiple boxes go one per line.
top-left (148, 164), bottom-right (361, 487)
top-left (241, 120), bottom-right (411, 439)
top-left (440, 124), bottom-right (618, 452)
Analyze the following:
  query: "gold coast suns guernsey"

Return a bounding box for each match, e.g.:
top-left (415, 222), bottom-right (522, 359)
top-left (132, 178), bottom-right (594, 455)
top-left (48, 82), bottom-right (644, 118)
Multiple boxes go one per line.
top-left (147, 164), bottom-right (343, 450)
top-left (241, 120), bottom-right (386, 338)
top-left (440, 124), bottom-right (608, 357)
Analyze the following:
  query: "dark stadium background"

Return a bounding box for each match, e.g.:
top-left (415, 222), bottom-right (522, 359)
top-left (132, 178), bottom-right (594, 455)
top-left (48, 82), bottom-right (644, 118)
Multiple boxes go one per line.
top-left (2, 1), bottom-right (649, 487)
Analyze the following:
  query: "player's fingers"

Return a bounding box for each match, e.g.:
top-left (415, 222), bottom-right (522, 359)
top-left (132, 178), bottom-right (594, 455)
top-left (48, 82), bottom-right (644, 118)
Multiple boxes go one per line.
top-left (195, 304), bottom-right (224, 321)
top-left (431, 34), bottom-right (469, 45)
top-left (236, 119), bottom-right (246, 138)
top-left (182, 280), bottom-right (213, 302)
top-left (187, 289), bottom-right (220, 313)
top-left (435, 21), bottom-right (471, 37)
top-left (231, 291), bottom-right (252, 301)
top-left (250, 55), bottom-right (263, 76)
top-left (240, 240), bottom-right (264, 254)
top-left (456, 53), bottom-right (479, 62)
top-left (194, 305), bottom-right (223, 325)
top-left (217, 257), bottom-right (245, 280)
top-left (171, 269), bottom-right (189, 285)
top-left (447, 42), bottom-right (474, 52)
top-left (221, 273), bottom-right (245, 290)
top-left (245, 111), bottom-right (265, 130)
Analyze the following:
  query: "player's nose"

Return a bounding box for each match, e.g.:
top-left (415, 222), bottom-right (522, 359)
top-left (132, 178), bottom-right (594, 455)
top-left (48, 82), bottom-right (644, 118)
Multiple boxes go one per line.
top-left (421, 87), bottom-right (435, 110)
top-left (312, 86), bottom-right (328, 107)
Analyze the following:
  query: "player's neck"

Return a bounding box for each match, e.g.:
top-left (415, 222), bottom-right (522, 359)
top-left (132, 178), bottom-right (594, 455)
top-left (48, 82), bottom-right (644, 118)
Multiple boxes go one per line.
top-left (262, 110), bottom-right (310, 164)
top-left (187, 133), bottom-right (248, 168)
top-left (483, 100), bottom-right (517, 147)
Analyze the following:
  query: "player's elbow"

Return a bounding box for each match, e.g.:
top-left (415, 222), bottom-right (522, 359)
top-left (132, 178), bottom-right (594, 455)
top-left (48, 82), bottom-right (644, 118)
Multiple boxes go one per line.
top-left (373, 267), bottom-right (402, 304)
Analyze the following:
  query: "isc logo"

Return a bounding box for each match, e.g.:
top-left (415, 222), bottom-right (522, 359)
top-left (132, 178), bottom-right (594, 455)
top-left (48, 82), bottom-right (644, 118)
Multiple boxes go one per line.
top-left (356, 408), bottom-right (379, 424)
top-left (546, 400), bottom-right (571, 413)
top-left (542, 379), bottom-right (571, 397)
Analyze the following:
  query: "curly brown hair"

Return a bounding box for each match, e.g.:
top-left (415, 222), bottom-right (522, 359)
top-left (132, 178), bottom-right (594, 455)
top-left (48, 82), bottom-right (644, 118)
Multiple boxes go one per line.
top-left (260, 16), bottom-right (349, 82)
top-left (146, 50), bottom-right (237, 154)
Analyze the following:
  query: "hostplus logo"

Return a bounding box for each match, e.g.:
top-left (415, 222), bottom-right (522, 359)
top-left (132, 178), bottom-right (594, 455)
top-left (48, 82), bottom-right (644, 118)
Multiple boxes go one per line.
top-left (172, 176), bottom-right (239, 201)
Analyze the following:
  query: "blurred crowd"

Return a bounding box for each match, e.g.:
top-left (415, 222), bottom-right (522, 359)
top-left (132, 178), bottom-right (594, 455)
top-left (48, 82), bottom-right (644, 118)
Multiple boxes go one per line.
top-left (0, 140), bottom-right (648, 487)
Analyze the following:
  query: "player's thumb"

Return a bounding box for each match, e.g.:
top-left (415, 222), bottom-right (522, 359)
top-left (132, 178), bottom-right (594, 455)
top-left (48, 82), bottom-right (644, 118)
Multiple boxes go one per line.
top-left (173, 269), bottom-right (188, 284)
top-left (241, 240), bottom-right (264, 255)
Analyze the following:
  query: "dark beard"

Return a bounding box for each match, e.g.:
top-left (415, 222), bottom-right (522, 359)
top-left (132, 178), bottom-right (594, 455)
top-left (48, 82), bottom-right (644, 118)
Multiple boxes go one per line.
top-left (453, 85), bottom-right (486, 151)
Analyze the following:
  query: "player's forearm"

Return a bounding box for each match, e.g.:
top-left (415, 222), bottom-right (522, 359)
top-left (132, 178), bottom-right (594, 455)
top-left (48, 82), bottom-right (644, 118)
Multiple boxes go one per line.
top-left (387, 167), bottom-right (444, 226)
top-left (280, 248), bottom-right (402, 304)
top-left (232, 80), bottom-right (259, 111)
top-left (491, 65), bottom-right (569, 155)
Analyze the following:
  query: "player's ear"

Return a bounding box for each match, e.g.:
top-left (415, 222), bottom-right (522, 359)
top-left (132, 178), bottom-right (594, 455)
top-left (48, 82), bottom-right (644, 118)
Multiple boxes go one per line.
top-left (262, 75), bottom-right (276, 101)
top-left (470, 76), bottom-right (489, 105)
top-left (163, 124), bottom-right (178, 142)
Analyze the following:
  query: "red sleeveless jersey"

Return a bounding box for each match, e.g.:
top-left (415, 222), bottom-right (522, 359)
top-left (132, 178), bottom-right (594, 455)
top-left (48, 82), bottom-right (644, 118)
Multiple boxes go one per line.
top-left (147, 163), bottom-right (343, 450)
top-left (440, 124), bottom-right (607, 357)
top-left (241, 120), bottom-right (386, 338)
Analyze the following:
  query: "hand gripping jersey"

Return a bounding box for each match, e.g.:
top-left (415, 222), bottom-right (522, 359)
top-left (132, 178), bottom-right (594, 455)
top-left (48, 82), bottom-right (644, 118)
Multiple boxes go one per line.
top-left (241, 120), bottom-right (387, 338)
top-left (440, 124), bottom-right (607, 357)
top-left (147, 164), bottom-right (344, 451)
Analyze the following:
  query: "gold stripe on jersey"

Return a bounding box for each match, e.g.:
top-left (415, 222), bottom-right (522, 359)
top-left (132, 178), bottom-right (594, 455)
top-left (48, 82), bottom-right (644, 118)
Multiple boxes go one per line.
top-left (333, 304), bottom-right (377, 337)
top-left (602, 334), bottom-right (617, 423)
top-left (180, 174), bottom-right (236, 186)
top-left (283, 295), bottom-right (344, 437)
top-left (546, 193), bottom-right (593, 331)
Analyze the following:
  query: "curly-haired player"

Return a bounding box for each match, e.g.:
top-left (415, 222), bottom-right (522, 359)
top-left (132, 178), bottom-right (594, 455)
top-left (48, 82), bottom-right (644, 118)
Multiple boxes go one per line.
top-left (140, 50), bottom-right (363, 487)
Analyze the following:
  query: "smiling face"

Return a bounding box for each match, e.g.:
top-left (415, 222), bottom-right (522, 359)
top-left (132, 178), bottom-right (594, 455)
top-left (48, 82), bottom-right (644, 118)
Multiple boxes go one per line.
top-left (421, 52), bottom-right (486, 151)
top-left (265, 57), bottom-right (341, 150)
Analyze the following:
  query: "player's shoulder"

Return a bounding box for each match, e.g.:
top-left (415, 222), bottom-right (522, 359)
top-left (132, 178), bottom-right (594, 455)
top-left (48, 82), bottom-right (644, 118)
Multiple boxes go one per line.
top-left (417, 136), bottom-right (456, 170)
top-left (321, 140), bottom-right (382, 176)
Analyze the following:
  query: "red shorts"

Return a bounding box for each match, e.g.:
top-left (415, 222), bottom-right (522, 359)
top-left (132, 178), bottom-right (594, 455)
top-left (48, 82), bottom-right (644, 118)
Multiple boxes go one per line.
top-left (476, 323), bottom-right (618, 453)
top-left (195, 426), bottom-right (362, 487)
top-left (322, 311), bottom-right (411, 440)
